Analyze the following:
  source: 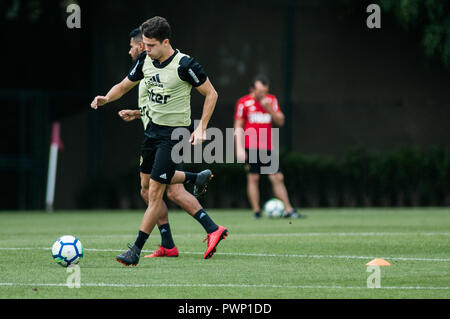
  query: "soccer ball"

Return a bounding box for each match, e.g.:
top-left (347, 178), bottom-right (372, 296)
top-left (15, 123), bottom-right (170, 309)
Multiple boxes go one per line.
top-left (51, 235), bottom-right (84, 267)
top-left (263, 198), bottom-right (285, 218)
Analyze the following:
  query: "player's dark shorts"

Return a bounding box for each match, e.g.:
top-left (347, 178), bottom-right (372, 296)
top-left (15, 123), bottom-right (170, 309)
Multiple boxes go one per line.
top-left (245, 148), bottom-right (281, 174)
top-left (140, 119), bottom-right (192, 184)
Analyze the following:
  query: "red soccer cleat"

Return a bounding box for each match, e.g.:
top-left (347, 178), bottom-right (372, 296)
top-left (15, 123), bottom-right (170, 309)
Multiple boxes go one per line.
top-left (203, 225), bottom-right (228, 259)
top-left (144, 245), bottom-right (179, 258)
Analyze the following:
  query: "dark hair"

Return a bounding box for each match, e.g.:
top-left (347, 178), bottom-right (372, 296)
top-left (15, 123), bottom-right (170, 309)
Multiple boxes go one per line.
top-left (129, 27), bottom-right (142, 41)
top-left (250, 74), bottom-right (270, 88)
top-left (140, 16), bottom-right (171, 42)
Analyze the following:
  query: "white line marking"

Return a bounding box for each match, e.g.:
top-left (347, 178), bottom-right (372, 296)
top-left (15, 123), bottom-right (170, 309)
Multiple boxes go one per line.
top-left (0, 282), bottom-right (449, 290)
top-left (0, 247), bottom-right (449, 262)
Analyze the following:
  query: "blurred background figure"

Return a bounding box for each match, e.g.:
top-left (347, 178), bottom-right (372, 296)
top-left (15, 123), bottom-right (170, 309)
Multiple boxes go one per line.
top-left (234, 75), bottom-right (304, 219)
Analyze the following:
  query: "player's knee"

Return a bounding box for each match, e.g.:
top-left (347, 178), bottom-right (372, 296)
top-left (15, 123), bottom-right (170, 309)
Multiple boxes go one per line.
top-left (270, 172), bottom-right (284, 184)
top-left (140, 187), bottom-right (148, 200)
top-left (166, 187), bottom-right (178, 202)
top-left (148, 183), bottom-right (165, 202)
top-left (248, 174), bottom-right (260, 184)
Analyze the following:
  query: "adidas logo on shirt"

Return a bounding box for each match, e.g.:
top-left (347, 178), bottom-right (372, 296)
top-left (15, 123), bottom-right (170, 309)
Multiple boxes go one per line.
top-left (147, 74), bottom-right (163, 88)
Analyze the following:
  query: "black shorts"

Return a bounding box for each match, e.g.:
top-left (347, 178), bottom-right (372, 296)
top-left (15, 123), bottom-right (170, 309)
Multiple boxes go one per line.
top-left (245, 148), bottom-right (281, 174)
top-left (139, 120), bottom-right (190, 184)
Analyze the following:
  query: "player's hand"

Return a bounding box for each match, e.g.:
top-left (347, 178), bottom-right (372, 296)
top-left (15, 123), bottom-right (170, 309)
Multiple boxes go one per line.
top-left (118, 109), bottom-right (137, 122)
top-left (260, 97), bottom-right (272, 112)
top-left (90, 96), bottom-right (109, 109)
top-left (189, 126), bottom-right (207, 145)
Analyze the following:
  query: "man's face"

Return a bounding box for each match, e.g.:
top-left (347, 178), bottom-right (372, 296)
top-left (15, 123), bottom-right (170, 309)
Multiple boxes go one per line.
top-left (129, 37), bottom-right (143, 61)
top-left (251, 80), bottom-right (269, 101)
top-left (143, 35), bottom-right (167, 60)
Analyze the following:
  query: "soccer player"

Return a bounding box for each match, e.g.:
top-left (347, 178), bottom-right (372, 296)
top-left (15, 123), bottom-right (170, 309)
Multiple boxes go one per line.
top-left (234, 75), bottom-right (304, 219)
top-left (91, 17), bottom-right (228, 266)
top-left (118, 28), bottom-right (222, 259)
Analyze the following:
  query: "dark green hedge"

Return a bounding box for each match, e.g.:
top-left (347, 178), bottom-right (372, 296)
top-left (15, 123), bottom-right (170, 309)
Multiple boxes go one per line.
top-left (280, 146), bottom-right (450, 207)
top-left (77, 146), bottom-right (450, 209)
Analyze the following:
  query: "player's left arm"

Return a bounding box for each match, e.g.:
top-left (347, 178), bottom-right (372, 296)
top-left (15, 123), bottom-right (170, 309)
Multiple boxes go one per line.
top-left (178, 56), bottom-right (218, 145)
top-left (191, 78), bottom-right (218, 144)
top-left (261, 97), bottom-right (285, 127)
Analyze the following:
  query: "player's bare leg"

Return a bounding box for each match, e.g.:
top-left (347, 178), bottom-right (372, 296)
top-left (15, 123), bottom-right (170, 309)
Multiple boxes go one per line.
top-left (140, 179), bottom-right (167, 233)
top-left (268, 172), bottom-right (293, 211)
top-left (141, 169), bottom-right (210, 226)
top-left (165, 179), bottom-right (228, 260)
top-left (144, 183), bottom-right (200, 258)
top-left (140, 172), bottom-right (179, 257)
top-left (141, 172), bottom-right (226, 259)
top-left (170, 170), bottom-right (187, 184)
top-left (247, 173), bottom-right (261, 218)
top-left (140, 173), bottom-right (150, 206)
top-left (268, 172), bottom-right (304, 219)
top-left (142, 174), bottom-right (213, 216)
top-left (116, 179), bottom-right (167, 266)
top-left (140, 173), bottom-right (169, 224)
top-left (166, 184), bottom-right (202, 215)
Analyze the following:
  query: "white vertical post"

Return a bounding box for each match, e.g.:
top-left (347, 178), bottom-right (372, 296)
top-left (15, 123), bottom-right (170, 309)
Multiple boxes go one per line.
top-left (45, 122), bottom-right (63, 211)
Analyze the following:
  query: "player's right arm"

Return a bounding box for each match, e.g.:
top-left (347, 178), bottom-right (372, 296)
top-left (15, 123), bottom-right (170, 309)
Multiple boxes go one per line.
top-left (234, 118), bottom-right (246, 162)
top-left (234, 100), bottom-right (246, 162)
top-left (91, 77), bottom-right (139, 109)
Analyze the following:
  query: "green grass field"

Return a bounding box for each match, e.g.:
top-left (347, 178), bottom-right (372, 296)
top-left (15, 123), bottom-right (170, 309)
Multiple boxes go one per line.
top-left (0, 208), bottom-right (449, 299)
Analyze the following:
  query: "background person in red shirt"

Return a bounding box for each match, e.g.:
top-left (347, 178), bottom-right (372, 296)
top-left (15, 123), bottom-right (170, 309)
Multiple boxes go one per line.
top-left (234, 75), bottom-right (304, 219)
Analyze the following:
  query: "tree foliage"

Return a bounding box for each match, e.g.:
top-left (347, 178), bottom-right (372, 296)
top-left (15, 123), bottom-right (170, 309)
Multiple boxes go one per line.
top-left (379, 0), bottom-right (450, 68)
top-left (338, 0), bottom-right (450, 68)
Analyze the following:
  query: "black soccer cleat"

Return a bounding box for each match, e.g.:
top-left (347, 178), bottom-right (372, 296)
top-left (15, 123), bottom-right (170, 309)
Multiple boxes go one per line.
top-left (282, 209), bottom-right (307, 219)
top-left (253, 211), bottom-right (262, 219)
top-left (116, 243), bottom-right (141, 266)
top-left (193, 169), bottom-right (214, 197)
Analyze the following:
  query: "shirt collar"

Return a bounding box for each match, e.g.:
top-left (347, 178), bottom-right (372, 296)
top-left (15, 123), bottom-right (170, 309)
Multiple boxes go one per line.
top-left (152, 49), bottom-right (179, 69)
